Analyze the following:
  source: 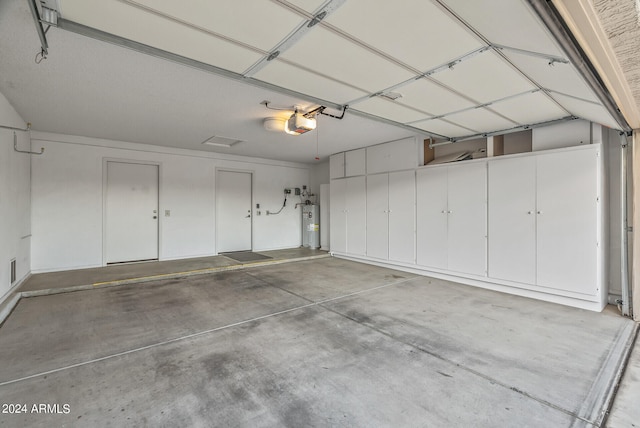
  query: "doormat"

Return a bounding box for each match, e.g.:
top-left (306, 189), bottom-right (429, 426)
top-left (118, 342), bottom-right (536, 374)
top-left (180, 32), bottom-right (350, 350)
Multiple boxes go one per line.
top-left (222, 251), bottom-right (272, 262)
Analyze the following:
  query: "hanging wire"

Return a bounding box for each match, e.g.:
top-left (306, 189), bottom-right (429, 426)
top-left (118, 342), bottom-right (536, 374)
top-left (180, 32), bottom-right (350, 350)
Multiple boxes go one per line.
top-left (35, 47), bottom-right (47, 64)
top-left (315, 114), bottom-right (320, 160)
top-left (261, 101), bottom-right (292, 111)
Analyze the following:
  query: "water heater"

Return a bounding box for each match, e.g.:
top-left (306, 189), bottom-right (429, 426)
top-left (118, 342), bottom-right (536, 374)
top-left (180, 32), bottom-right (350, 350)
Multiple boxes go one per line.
top-left (302, 204), bottom-right (320, 249)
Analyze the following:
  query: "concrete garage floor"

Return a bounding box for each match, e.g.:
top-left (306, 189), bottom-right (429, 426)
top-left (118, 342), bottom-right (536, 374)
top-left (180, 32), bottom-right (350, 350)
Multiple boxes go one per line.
top-left (0, 253), bottom-right (637, 427)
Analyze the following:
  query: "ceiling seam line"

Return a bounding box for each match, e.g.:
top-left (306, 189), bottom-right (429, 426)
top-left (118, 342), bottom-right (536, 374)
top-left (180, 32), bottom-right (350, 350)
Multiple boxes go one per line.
top-left (344, 46), bottom-right (490, 107)
top-left (241, 20), bottom-right (311, 76)
top-left (270, 0), bottom-right (328, 21)
top-left (432, 116), bottom-right (578, 145)
top-left (526, 0), bottom-right (631, 131)
top-left (56, 18), bottom-right (345, 113)
top-left (404, 90), bottom-right (538, 126)
top-left (56, 19), bottom-right (442, 140)
top-left (490, 46), bottom-right (574, 117)
top-left (316, 21), bottom-right (425, 76)
top-left (273, 57), bottom-right (371, 99)
top-left (431, 0), bottom-right (574, 118)
top-left (243, 0), bottom-right (347, 77)
top-left (427, 117), bottom-right (479, 134)
top-left (545, 88), bottom-right (609, 105)
top-left (116, 0), bottom-right (267, 56)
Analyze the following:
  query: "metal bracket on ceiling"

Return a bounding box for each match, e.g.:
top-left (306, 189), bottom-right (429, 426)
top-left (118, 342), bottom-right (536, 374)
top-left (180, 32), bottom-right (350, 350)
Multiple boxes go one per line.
top-left (27, 0), bottom-right (49, 56)
top-left (490, 43), bottom-right (569, 65)
top-left (304, 105), bottom-right (348, 120)
top-left (28, 0), bottom-right (60, 63)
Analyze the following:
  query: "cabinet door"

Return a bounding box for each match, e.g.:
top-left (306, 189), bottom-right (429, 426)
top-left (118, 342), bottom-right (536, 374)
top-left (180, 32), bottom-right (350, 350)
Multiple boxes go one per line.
top-left (416, 167), bottom-right (448, 269)
top-left (346, 176), bottom-right (367, 255)
top-left (329, 153), bottom-right (345, 179)
top-left (536, 149), bottom-right (599, 295)
top-left (387, 138), bottom-right (417, 172)
top-left (366, 144), bottom-right (389, 175)
top-left (329, 179), bottom-right (346, 253)
top-left (389, 170), bottom-right (416, 263)
top-left (447, 162), bottom-right (487, 276)
top-left (345, 148), bottom-right (366, 177)
top-left (488, 157), bottom-right (536, 284)
top-left (366, 174), bottom-right (389, 260)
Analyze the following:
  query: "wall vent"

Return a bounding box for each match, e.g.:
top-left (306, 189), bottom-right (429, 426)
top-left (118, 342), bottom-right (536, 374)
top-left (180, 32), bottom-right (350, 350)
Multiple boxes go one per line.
top-left (10, 259), bottom-right (16, 284)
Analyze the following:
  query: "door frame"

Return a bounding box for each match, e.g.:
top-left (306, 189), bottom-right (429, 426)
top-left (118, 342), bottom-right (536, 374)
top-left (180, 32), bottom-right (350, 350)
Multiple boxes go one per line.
top-left (102, 158), bottom-right (162, 266)
top-left (215, 167), bottom-right (254, 254)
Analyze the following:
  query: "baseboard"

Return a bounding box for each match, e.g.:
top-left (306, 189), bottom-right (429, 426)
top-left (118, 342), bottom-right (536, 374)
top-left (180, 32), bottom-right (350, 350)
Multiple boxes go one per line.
top-left (332, 253), bottom-right (606, 312)
top-left (0, 272), bottom-right (31, 326)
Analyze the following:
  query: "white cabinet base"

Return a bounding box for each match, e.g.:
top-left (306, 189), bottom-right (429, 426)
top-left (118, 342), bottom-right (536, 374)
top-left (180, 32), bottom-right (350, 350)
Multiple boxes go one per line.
top-left (331, 253), bottom-right (606, 312)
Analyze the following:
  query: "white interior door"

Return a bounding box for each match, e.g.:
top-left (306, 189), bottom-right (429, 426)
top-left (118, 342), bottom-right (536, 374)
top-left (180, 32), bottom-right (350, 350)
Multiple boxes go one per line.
top-left (217, 170), bottom-right (252, 253)
top-left (488, 156), bottom-right (537, 284)
top-left (105, 161), bottom-right (159, 263)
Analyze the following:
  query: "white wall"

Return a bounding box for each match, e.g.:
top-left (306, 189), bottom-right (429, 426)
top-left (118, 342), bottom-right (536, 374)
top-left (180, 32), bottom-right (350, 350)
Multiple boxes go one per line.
top-left (309, 160), bottom-right (330, 192)
top-left (0, 91), bottom-right (31, 299)
top-left (30, 132), bottom-right (309, 272)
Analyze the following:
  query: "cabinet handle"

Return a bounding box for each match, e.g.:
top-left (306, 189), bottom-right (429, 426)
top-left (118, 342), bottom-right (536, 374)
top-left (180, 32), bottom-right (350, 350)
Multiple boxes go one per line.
top-left (441, 210), bottom-right (446, 214)
top-left (527, 211), bottom-right (533, 215)
top-left (537, 211), bottom-right (542, 215)
top-left (448, 210), bottom-right (452, 214)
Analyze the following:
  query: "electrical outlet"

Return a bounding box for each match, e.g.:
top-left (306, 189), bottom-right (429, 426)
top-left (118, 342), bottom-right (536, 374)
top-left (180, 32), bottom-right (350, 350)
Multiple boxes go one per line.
top-left (295, 188), bottom-right (301, 195)
top-left (165, 210), bottom-right (171, 217)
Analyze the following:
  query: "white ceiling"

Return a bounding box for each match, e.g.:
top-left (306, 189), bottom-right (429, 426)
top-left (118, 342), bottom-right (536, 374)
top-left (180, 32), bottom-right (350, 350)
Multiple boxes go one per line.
top-left (0, 0), bottom-right (624, 164)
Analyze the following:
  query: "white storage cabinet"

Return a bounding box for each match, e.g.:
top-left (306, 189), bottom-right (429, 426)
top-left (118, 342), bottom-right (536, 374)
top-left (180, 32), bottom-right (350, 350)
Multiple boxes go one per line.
top-left (488, 147), bottom-right (600, 296)
top-left (416, 161), bottom-right (487, 277)
top-left (366, 170), bottom-right (415, 263)
top-left (330, 176), bottom-right (366, 255)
